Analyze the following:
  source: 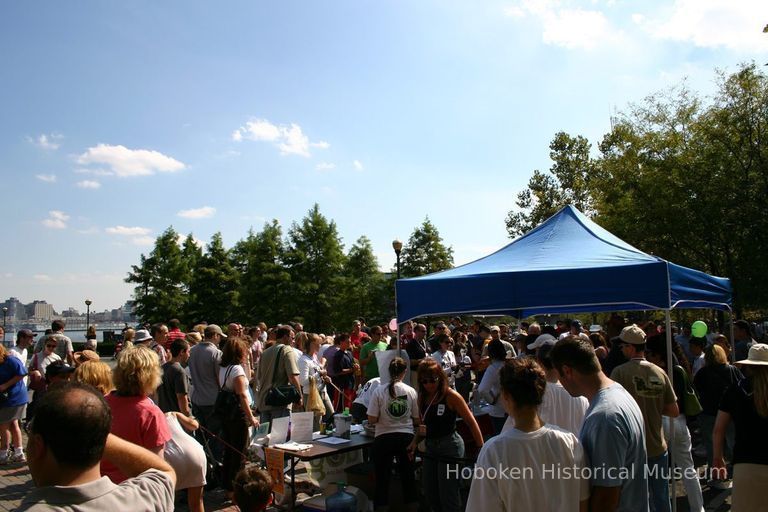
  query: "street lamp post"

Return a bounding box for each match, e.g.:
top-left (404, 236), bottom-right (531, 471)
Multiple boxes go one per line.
top-left (392, 239), bottom-right (403, 352)
top-left (85, 299), bottom-right (92, 330)
top-left (2, 307), bottom-right (7, 329)
top-left (392, 239), bottom-right (402, 280)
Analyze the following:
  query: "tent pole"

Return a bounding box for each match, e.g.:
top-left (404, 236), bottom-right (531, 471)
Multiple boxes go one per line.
top-left (665, 309), bottom-right (676, 512)
top-left (729, 310), bottom-right (735, 363)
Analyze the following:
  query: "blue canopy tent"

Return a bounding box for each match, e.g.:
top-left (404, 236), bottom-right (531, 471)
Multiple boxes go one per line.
top-left (395, 205), bottom-right (731, 322)
top-left (394, 205), bottom-right (731, 511)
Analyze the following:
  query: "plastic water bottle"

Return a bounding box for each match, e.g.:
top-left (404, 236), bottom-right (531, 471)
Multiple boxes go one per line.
top-left (325, 482), bottom-right (357, 512)
top-left (333, 407), bottom-right (352, 439)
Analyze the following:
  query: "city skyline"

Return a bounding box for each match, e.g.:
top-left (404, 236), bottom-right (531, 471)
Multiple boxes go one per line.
top-left (2, 1), bottom-right (766, 311)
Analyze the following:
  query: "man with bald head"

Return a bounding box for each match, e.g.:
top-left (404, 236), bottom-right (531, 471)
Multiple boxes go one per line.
top-left (19, 381), bottom-right (175, 511)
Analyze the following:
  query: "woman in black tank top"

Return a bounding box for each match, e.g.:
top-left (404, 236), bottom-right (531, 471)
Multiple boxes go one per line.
top-left (409, 359), bottom-right (484, 512)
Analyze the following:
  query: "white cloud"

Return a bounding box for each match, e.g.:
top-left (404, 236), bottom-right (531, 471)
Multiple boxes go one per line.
top-left (33, 274), bottom-right (52, 281)
top-left (28, 133), bottom-right (62, 150)
top-left (131, 236), bottom-right (155, 246)
top-left (105, 226), bottom-right (152, 236)
top-left (643, 0), bottom-right (768, 52)
top-left (36, 174), bottom-right (57, 183)
top-left (353, 160), bottom-right (364, 171)
top-left (177, 206), bottom-right (216, 219)
top-left (76, 180), bottom-right (101, 189)
top-left (503, 1), bottom-right (623, 50)
top-left (1, 273), bottom-right (14, 278)
top-left (176, 234), bottom-right (204, 248)
top-left (232, 118), bottom-right (328, 157)
top-left (77, 144), bottom-right (186, 177)
top-left (74, 168), bottom-right (113, 176)
top-left (315, 162), bottom-right (336, 171)
top-left (42, 210), bottom-right (69, 229)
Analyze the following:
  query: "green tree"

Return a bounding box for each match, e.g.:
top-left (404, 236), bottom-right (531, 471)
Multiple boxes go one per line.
top-left (340, 236), bottom-right (388, 324)
top-left (400, 217), bottom-right (454, 277)
top-left (186, 233), bottom-right (240, 324)
top-left (286, 204), bottom-right (347, 331)
top-left (125, 227), bottom-right (188, 323)
top-left (505, 132), bottom-right (599, 238)
top-left (508, 63), bottom-right (768, 313)
top-left (232, 221), bottom-right (292, 325)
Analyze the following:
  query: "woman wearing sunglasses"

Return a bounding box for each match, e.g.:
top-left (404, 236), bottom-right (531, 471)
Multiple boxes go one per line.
top-left (411, 359), bottom-right (484, 512)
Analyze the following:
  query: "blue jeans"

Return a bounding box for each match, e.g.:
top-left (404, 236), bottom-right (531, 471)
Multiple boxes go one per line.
top-left (424, 432), bottom-right (465, 512)
top-left (648, 451), bottom-right (671, 512)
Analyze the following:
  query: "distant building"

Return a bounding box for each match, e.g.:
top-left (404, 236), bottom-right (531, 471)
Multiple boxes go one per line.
top-left (27, 301), bottom-right (55, 321)
top-left (2, 297), bottom-right (26, 323)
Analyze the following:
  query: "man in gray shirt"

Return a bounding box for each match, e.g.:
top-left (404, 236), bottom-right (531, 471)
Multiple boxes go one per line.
top-left (188, 325), bottom-right (224, 421)
top-left (19, 382), bottom-right (175, 511)
top-left (551, 336), bottom-right (649, 512)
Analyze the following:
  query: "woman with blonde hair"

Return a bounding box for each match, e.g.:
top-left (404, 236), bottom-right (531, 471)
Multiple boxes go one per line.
top-left (74, 361), bottom-right (114, 395)
top-left (714, 344), bottom-right (768, 510)
top-left (185, 331), bottom-right (202, 346)
top-left (694, 343), bottom-right (741, 475)
top-left (100, 345), bottom-right (171, 483)
top-left (122, 327), bottom-right (135, 350)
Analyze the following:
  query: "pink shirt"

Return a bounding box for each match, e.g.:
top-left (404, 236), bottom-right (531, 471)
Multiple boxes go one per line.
top-left (101, 393), bottom-right (172, 483)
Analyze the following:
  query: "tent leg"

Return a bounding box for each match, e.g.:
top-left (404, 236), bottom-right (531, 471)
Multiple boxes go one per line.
top-left (665, 310), bottom-right (676, 512)
top-left (729, 311), bottom-right (735, 363)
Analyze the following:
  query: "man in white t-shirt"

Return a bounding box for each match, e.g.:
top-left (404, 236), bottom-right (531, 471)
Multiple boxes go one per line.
top-left (351, 377), bottom-right (381, 422)
top-left (503, 343), bottom-right (588, 435)
top-left (11, 329), bottom-right (35, 386)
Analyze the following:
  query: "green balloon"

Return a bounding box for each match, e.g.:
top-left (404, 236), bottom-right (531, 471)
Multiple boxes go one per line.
top-left (691, 321), bottom-right (707, 338)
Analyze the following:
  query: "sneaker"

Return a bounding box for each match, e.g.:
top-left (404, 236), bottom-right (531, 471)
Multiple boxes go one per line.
top-left (9, 452), bottom-right (26, 463)
top-left (708, 479), bottom-right (732, 490)
top-left (0, 452), bottom-right (9, 465)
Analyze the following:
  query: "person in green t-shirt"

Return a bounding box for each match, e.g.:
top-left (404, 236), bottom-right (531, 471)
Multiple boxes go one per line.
top-left (360, 326), bottom-right (389, 382)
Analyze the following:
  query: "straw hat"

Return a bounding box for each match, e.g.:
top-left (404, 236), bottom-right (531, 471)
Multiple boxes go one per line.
top-left (736, 343), bottom-right (768, 366)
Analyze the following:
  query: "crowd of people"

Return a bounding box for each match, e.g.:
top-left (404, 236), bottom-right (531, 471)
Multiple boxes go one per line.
top-left (0, 315), bottom-right (766, 511)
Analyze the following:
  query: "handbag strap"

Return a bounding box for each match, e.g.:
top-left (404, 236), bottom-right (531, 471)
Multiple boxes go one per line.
top-left (219, 365), bottom-right (235, 391)
top-left (271, 345), bottom-right (284, 381)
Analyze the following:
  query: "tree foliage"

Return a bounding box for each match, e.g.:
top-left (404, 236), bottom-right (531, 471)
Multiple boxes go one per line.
top-left (285, 204), bottom-right (348, 332)
top-left (187, 233), bottom-right (240, 324)
top-left (506, 63), bottom-right (768, 313)
top-left (400, 217), bottom-right (454, 277)
top-left (505, 132), bottom-right (599, 238)
top-left (125, 227), bottom-right (188, 323)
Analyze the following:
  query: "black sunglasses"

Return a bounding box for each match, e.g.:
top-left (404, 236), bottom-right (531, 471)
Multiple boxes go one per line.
top-left (420, 377), bottom-right (439, 384)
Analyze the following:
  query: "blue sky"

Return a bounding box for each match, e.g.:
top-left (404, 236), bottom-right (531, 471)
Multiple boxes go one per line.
top-left (1, 0), bottom-right (766, 313)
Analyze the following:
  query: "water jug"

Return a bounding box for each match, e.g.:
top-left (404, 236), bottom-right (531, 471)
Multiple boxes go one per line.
top-left (325, 482), bottom-right (357, 512)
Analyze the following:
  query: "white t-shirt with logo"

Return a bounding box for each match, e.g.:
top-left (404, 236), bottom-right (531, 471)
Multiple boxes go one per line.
top-left (368, 380), bottom-right (418, 437)
top-left (354, 377), bottom-right (381, 408)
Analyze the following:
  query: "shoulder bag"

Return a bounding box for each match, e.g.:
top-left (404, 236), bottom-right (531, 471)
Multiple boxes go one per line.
top-left (213, 366), bottom-right (244, 422)
top-left (675, 365), bottom-right (703, 417)
top-left (264, 346), bottom-right (302, 407)
top-left (28, 353), bottom-right (46, 392)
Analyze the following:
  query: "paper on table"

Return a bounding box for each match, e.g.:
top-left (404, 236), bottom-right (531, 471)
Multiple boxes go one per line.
top-left (274, 441), bottom-right (313, 451)
top-left (252, 421), bottom-right (270, 445)
top-left (317, 436), bottom-right (351, 445)
top-left (269, 416), bottom-right (290, 445)
top-left (291, 411), bottom-right (314, 443)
